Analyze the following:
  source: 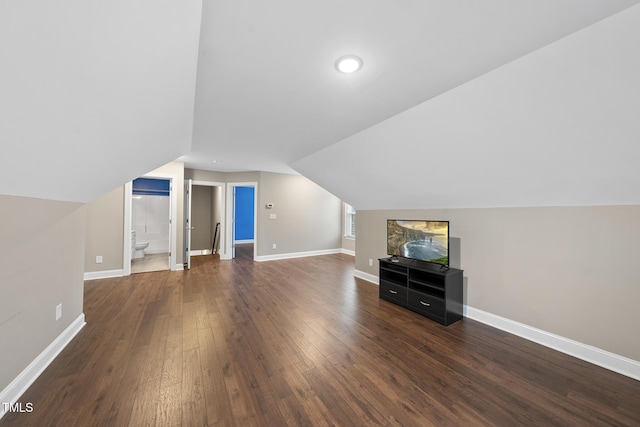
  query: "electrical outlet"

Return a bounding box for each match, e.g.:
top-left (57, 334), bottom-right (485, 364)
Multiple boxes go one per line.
top-left (96, 255), bottom-right (103, 264)
top-left (56, 304), bottom-right (62, 321)
top-left (269, 214), bottom-right (277, 220)
top-left (369, 259), bottom-right (374, 267)
top-left (272, 243), bottom-right (277, 249)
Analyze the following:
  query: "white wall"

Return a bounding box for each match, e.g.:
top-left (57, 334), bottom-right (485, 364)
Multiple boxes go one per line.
top-left (0, 0), bottom-right (202, 203)
top-left (132, 195), bottom-right (170, 254)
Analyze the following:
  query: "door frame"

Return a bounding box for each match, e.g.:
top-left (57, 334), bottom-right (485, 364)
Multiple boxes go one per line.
top-left (184, 180), bottom-right (226, 268)
top-left (123, 172), bottom-right (178, 275)
top-left (184, 179), bottom-right (192, 270)
top-left (225, 182), bottom-right (258, 260)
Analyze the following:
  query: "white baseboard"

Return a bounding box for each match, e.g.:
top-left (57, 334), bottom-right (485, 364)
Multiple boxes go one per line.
top-left (341, 248), bottom-right (355, 257)
top-left (173, 264), bottom-right (184, 271)
top-left (0, 314), bottom-right (86, 420)
top-left (83, 269), bottom-right (124, 281)
top-left (234, 239), bottom-right (254, 244)
top-left (354, 269), bottom-right (378, 284)
top-left (465, 306), bottom-right (640, 382)
top-left (255, 248), bottom-right (342, 262)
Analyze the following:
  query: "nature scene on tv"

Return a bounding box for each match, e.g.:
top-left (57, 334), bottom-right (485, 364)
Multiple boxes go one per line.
top-left (387, 220), bottom-right (449, 265)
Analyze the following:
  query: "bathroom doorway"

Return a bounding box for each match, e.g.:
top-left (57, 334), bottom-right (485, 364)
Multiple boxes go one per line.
top-left (130, 178), bottom-right (170, 273)
top-left (123, 172), bottom-right (178, 275)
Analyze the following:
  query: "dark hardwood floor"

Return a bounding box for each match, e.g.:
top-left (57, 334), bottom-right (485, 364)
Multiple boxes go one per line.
top-left (3, 251), bottom-right (640, 426)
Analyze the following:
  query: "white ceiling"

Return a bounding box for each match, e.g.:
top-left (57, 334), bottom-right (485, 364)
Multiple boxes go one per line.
top-left (185, 0), bottom-right (640, 175)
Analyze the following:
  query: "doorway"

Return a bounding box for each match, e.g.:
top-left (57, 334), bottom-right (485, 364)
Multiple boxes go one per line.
top-left (183, 180), bottom-right (226, 269)
top-left (225, 182), bottom-right (258, 260)
top-left (123, 172), bottom-right (178, 275)
top-left (130, 177), bottom-right (171, 273)
top-left (234, 186), bottom-right (255, 244)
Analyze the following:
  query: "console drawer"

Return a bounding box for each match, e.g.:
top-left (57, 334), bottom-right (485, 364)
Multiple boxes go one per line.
top-left (380, 280), bottom-right (407, 304)
top-left (408, 291), bottom-right (445, 320)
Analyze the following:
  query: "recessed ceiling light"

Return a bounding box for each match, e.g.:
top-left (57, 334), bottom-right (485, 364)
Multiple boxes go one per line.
top-left (335, 55), bottom-right (363, 73)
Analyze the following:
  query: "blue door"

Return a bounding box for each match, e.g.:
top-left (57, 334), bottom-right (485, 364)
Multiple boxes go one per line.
top-left (234, 186), bottom-right (254, 242)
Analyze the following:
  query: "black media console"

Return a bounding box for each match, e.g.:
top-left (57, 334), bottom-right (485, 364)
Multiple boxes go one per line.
top-left (379, 257), bottom-right (463, 326)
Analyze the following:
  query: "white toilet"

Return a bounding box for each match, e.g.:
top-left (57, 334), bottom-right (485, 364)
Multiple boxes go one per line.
top-left (132, 230), bottom-right (149, 259)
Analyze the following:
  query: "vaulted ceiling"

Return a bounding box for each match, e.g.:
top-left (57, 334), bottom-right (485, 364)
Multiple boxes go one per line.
top-left (187, 0), bottom-right (640, 177)
top-left (1, 1), bottom-right (639, 207)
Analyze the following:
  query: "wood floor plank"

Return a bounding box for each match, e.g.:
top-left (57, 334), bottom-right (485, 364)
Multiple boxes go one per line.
top-left (197, 323), bottom-right (235, 426)
top-left (127, 378), bottom-right (160, 427)
top-left (3, 251), bottom-right (640, 426)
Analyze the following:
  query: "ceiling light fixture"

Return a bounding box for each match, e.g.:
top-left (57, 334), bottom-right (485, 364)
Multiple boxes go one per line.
top-left (335, 55), bottom-right (363, 73)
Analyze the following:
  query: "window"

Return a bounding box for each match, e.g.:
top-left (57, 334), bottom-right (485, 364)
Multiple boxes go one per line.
top-left (345, 203), bottom-right (356, 238)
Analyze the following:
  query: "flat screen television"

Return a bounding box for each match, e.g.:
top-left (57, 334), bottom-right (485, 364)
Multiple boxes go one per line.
top-left (387, 219), bottom-right (449, 266)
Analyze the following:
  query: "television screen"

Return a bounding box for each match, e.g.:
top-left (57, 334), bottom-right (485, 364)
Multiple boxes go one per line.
top-left (387, 220), bottom-right (449, 266)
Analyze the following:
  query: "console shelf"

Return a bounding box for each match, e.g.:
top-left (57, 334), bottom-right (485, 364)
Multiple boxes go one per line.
top-left (379, 257), bottom-right (463, 326)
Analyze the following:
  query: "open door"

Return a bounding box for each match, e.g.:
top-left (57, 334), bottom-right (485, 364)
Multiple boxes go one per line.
top-left (184, 179), bottom-right (192, 269)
